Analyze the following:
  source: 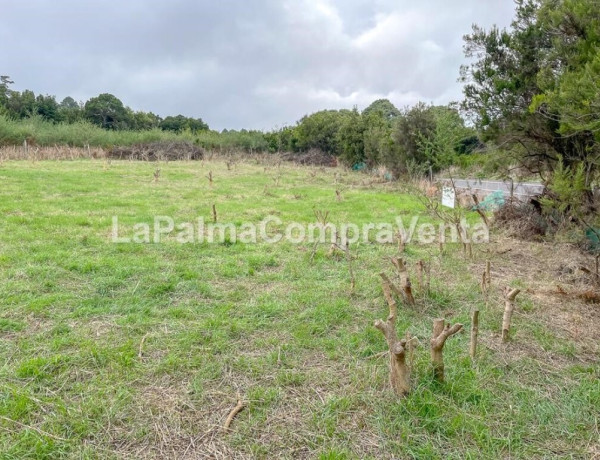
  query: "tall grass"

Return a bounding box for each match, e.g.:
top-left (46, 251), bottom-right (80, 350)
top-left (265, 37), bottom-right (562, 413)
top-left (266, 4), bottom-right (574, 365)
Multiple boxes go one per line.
top-left (0, 115), bottom-right (270, 151)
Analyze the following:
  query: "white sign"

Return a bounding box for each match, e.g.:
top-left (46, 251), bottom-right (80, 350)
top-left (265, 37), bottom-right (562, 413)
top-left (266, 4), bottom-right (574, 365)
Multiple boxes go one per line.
top-left (442, 186), bottom-right (455, 208)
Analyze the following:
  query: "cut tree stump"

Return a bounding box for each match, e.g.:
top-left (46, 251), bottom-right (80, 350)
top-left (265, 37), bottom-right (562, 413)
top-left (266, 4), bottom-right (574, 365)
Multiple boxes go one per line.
top-left (416, 260), bottom-right (424, 295)
top-left (397, 233), bottom-right (405, 253)
top-left (470, 310), bottom-right (479, 360)
top-left (390, 257), bottom-right (415, 306)
top-left (430, 318), bottom-right (463, 382)
top-left (502, 287), bottom-right (521, 342)
top-left (374, 277), bottom-right (411, 396)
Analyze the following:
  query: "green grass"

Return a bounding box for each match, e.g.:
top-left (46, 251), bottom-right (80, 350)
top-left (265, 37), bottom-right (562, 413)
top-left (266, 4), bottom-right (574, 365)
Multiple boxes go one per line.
top-left (0, 159), bottom-right (598, 458)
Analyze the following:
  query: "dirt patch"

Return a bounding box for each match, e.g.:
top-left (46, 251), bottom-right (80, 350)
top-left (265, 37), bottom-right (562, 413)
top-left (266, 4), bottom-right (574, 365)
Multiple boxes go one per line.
top-left (474, 236), bottom-right (600, 364)
top-left (108, 142), bottom-right (204, 161)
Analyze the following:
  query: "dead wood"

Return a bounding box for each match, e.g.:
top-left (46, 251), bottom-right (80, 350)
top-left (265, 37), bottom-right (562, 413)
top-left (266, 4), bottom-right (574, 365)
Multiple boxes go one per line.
top-left (108, 141), bottom-right (204, 161)
top-left (138, 333), bottom-right (149, 359)
top-left (223, 396), bottom-right (245, 432)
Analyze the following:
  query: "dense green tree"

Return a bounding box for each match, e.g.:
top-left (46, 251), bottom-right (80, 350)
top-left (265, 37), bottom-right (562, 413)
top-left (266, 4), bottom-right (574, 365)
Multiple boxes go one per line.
top-left (269, 126), bottom-right (299, 152)
top-left (128, 109), bottom-right (161, 130)
top-left (58, 97), bottom-right (82, 123)
top-left (160, 115), bottom-right (208, 133)
top-left (389, 103), bottom-right (436, 176)
top-left (60, 96), bottom-right (79, 109)
top-left (5, 89), bottom-right (37, 119)
top-left (84, 93), bottom-right (130, 130)
top-left (530, 0), bottom-right (600, 185)
top-left (417, 106), bottom-right (474, 171)
top-left (363, 110), bottom-right (395, 168)
top-left (35, 94), bottom-right (60, 122)
top-left (187, 117), bottom-right (209, 133)
top-left (460, 0), bottom-right (597, 179)
top-left (0, 75), bottom-right (13, 110)
top-left (159, 115), bottom-right (186, 132)
top-left (363, 99), bottom-right (401, 121)
top-left (295, 109), bottom-right (351, 155)
top-left (337, 108), bottom-right (365, 165)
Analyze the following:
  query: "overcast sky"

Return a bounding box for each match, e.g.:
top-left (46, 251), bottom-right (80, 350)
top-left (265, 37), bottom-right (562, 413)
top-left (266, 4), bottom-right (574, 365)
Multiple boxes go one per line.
top-left (1, 0), bottom-right (515, 131)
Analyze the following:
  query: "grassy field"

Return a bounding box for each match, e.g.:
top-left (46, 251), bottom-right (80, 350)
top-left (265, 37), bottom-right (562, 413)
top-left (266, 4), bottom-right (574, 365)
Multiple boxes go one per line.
top-left (0, 158), bottom-right (598, 459)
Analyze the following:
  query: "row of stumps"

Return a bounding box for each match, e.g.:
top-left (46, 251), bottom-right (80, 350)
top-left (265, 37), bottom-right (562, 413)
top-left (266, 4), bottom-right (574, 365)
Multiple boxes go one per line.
top-left (375, 257), bottom-right (521, 396)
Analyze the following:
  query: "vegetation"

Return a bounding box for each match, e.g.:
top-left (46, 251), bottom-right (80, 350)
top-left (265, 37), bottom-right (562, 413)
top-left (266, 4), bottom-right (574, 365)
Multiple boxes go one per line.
top-left (0, 114), bottom-right (268, 152)
top-left (1, 1), bottom-right (600, 458)
top-left (461, 0), bottom-right (600, 186)
top-left (0, 159), bottom-right (598, 458)
top-left (2, 0), bottom-right (600, 189)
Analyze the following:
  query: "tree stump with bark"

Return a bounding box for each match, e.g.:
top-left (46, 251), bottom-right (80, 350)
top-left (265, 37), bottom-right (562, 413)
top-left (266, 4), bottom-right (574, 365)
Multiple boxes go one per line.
top-left (374, 277), bottom-right (411, 396)
top-left (430, 319), bottom-right (463, 382)
top-left (502, 287), bottom-right (521, 342)
top-left (390, 257), bottom-right (415, 306)
top-left (470, 310), bottom-right (479, 360)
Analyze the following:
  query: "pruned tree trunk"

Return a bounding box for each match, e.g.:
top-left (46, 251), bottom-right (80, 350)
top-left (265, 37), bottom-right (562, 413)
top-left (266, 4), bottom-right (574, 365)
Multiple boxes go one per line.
top-left (391, 257), bottom-right (415, 306)
top-left (502, 287), bottom-right (521, 342)
top-left (481, 261), bottom-right (491, 297)
top-left (212, 204), bottom-right (218, 223)
top-left (470, 310), bottom-right (479, 360)
top-left (398, 234), bottom-right (405, 253)
top-left (416, 260), bottom-right (424, 295)
top-left (430, 319), bottom-right (463, 382)
top-left (379, 273), bottom-right (403, 298)
top-left (374, 277), bottom-right (411, 396)
top-left (343, 242), bottom-right (355, 293)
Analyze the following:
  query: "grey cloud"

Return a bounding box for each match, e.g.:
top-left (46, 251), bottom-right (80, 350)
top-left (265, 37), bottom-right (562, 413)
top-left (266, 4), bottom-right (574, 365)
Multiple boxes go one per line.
top-left (1, 0), bottom-right (515, 130)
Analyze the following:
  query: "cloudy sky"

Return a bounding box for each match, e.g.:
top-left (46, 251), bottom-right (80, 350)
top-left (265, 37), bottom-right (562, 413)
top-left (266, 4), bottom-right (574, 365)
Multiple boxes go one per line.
top-left (1, 0), bottom-right (515, 131)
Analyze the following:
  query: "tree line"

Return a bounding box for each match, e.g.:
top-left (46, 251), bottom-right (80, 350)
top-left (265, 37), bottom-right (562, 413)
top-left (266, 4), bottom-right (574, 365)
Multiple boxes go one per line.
top-left (0, 80), bottom-right (208, 133)
top-left (0, 77), bottom-right (478, 172)
top-left (264, 100), bottom-right (479, 176)
top-left (1, 0), bottom-right (599, 193)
